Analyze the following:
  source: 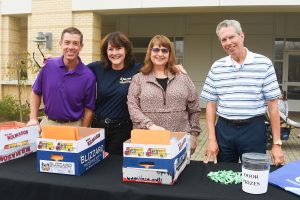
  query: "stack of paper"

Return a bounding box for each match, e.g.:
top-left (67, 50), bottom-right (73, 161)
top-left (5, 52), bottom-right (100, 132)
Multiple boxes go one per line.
top-left (269, 160), bottom-right (300, 196)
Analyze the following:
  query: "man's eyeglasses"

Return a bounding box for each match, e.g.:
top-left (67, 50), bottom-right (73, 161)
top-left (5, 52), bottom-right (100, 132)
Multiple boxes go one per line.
top-left (151, 48), bottom-right (169, 54)
top-left (33, 44), bottom-right (45, 69)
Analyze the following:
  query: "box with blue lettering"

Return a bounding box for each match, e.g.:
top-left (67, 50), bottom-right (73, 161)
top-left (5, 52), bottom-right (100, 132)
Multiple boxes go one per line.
top-left (123, 131), bottom-right (188, 185)
top-left (37, 126), bottom-right (105, 176)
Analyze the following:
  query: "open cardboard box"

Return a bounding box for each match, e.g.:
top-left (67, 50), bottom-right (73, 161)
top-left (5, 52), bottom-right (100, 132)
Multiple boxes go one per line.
top-left (0, 121), bottom-right (40, 164)
top-left (123, 130), bottom-right (188, 185)
top-left (37, 126), bottom-right (105, 176)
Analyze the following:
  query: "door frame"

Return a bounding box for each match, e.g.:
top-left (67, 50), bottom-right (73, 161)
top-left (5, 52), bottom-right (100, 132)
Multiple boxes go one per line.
top-left (283, 51), bottom-right (300, 112)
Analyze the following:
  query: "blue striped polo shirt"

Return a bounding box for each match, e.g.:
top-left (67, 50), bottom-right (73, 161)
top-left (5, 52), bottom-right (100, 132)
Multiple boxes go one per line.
top-left (200, 49), bottom-right (281, 120)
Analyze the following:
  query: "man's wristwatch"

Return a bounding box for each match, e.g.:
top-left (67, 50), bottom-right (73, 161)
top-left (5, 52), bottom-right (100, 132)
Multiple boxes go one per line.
top-left (273, 140), bottom-right (282, 146)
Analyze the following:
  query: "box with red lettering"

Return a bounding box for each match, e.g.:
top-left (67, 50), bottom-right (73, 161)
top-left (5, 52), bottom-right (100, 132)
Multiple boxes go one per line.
top-left (0, 121), bottom-right (40, 163)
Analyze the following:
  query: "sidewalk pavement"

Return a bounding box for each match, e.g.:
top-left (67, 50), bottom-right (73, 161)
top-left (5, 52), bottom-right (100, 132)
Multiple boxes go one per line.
top-left (191, 112), bottom-right (300, 163)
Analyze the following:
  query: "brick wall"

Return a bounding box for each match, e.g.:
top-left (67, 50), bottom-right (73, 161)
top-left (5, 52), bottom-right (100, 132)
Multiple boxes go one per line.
top-left (0, 0), bottom-right (102, 103)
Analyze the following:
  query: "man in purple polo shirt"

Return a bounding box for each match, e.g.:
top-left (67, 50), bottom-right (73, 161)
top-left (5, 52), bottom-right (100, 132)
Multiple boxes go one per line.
top-left (27, 27), bottom-right (96, 127)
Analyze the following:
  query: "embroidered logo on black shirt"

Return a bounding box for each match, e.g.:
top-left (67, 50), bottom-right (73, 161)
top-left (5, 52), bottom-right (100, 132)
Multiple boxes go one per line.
top-left (120, 77), bottom-right (132, 84)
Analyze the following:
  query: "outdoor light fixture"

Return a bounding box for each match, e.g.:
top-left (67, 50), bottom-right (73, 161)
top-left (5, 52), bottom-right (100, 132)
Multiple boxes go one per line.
top-left (34, 32), bottom-right (52, 49)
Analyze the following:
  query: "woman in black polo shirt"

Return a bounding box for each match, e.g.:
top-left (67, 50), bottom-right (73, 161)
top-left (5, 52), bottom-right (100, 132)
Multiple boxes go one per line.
top-left (88, 32), bottom-right (141, 155)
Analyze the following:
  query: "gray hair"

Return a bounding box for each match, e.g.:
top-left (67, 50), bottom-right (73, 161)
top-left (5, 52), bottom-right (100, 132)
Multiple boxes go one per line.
top-left (216, 19), bottom-right (243, 39)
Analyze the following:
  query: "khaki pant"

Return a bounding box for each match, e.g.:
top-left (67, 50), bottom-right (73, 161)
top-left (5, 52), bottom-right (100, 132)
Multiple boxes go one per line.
top-left (40, 116), bottom-right (82, 127)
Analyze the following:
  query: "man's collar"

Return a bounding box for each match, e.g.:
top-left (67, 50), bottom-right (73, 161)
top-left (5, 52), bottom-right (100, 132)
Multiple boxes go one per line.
top-left (243, 48), bottom-right (254, 64)
top-left (224, 48), bottom-right (254, 66)
top-left (59, 56), bottom-right (84, 74)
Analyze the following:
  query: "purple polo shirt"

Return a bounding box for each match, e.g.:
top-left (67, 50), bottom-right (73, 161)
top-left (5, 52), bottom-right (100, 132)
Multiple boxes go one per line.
top-left (32, 56), bottom-right (96, 121)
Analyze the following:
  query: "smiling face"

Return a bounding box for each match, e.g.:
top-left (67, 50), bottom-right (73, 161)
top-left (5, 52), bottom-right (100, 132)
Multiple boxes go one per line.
top-left (219, 26), bottom-right (245, 61)
top-left (107, 43), bottom-right (126, 70)
top-left (150, 42), bottom-right (170, 68)
top-left (60, 32), bottom-right (83, 67)
top-left (141, 35), bottom-right (177, 75)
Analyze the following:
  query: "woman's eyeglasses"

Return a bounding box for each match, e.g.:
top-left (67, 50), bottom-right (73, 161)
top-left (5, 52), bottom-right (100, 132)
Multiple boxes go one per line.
top-left (151, 48), bottom-right (169, 54)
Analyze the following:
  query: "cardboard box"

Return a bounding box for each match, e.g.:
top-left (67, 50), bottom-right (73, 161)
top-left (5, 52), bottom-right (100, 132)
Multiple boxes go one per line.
top-left (0, 121), bottom-right (40, 150)
top-left (37, 127), bottom-right (105, 176)
top-left (0, 141), bottom-right (37, 163)
top-left (123, 132), bottom-right (188, 185)
top-left (0, 121), bottom-right (40, 163)
top-left (131, 129), bottom-right (171, 145)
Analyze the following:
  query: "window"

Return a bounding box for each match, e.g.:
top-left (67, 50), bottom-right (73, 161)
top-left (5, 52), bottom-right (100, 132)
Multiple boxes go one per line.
top-left (273, 38), bottom-right (300, 100)
top-left (130, 37), bottom-right (151, 65)
top-left (173, 37), bottom-right (184, 65)
top-left (274, 38), bottom-right (284, 85)
top-left (286, 38), bottom-right (300, 51)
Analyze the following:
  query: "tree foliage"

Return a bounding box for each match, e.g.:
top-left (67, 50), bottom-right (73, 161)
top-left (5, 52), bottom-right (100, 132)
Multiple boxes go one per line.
top-left (0, 95), bottom-right (30, 122)
top-left (6, 51), bottom-right (40, 122)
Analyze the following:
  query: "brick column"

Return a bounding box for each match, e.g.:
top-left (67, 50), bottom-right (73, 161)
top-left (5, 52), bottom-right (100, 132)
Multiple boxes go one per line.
top-left (73, 12), bottom-right (102, 63)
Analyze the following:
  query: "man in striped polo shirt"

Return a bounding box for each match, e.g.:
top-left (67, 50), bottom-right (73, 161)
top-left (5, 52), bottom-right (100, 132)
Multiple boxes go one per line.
top-left (201, 19), bottom-right (285, 166)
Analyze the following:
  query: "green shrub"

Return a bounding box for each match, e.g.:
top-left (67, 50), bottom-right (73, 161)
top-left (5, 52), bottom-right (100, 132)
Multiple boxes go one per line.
top-left (0, 95), bottom-right (30, 122)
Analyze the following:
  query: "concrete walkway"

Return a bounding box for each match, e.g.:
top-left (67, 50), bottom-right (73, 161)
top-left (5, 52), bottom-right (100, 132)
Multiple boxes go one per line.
top-left (191, 112), bottom-right (300, 163)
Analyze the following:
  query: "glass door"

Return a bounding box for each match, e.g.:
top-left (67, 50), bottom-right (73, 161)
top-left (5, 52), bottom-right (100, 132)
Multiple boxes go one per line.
top-left (283, 52), bottom-right (300, 111)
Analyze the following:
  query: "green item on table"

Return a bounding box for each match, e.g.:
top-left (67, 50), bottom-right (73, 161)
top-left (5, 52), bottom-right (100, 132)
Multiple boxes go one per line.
top-left (207, 170), bottom-right (242, 185)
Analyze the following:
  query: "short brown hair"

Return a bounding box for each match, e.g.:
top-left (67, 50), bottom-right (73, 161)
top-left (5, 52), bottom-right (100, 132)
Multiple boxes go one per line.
top-left (100, 31), bottom-right (135, 69)
top-left (61, 27), bottom-right (83, 44)
top-left (140, 35), bottom-right (177, 75)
